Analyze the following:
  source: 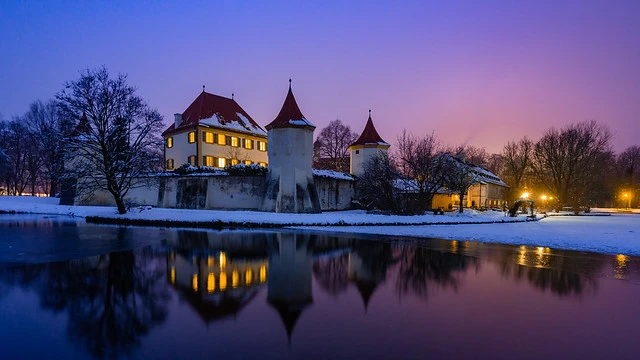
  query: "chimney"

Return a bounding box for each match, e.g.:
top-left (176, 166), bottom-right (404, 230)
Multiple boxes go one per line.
top-left (174, 113), bottom-right (182, 128)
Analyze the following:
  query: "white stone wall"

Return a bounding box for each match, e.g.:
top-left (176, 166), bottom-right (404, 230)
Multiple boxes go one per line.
top-left (75, 174), bottom-right (355, 211)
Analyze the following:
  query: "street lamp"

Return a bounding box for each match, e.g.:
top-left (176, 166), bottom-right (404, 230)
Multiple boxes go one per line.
top-left (541, 195), bottom-right (547, 212)
top-left (624, 193), bottom-right (630, 209)
top-left (521, 192), bottom-right (529, 199)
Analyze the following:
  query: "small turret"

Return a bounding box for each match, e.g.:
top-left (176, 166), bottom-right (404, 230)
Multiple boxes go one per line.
top-left (349, 111), bottom-right (390, 177)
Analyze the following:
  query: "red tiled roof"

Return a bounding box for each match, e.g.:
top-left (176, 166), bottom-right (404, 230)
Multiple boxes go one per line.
top-left (162, 91), bottom-right (265, 136)
top-left (265, 83), bottom-right (314, 130)
top-left (350, 113), bottom-right (389, 147)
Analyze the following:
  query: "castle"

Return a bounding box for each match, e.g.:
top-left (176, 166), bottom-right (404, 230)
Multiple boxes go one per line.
top-left (75, 81), bottom-right (507, 212)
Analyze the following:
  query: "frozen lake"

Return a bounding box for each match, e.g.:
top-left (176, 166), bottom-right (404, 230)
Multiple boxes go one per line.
top-left (0, 215), bottom-right (639, 359)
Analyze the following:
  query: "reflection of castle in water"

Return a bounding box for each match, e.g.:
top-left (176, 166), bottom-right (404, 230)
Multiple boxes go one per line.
top-left (165, 230), bottom-right (351, 342)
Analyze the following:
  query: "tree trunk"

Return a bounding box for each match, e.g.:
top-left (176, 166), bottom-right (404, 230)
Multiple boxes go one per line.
top-left (114, 193), bottom-right (127, 214)
top-left (459, 191), bottom-right (465, 213)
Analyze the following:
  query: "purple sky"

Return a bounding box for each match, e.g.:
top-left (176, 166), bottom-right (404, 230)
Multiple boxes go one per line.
top-left (1, 0), bottom-right (638, 154)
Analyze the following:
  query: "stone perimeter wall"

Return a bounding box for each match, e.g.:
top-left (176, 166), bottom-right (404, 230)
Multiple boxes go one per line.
top-left (75, 175), bottom-right (355, 211)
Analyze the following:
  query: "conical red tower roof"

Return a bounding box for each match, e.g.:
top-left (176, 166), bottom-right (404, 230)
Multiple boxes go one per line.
top-left (350, 112), bottom-right (389, 147)
top-left (265, 81), bottom-right (315, 130)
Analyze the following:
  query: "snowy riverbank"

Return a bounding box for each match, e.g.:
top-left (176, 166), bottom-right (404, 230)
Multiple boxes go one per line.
top-left (0, 196), bottom-right (535, 226)
top-left (1, 196), bottom-right (638, 256)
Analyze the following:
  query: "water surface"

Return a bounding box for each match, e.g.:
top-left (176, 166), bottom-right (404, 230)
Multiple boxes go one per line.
top-left (0, 215), bottom-right (638, 359)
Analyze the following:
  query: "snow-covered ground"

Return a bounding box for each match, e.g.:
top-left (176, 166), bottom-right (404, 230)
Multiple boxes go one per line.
top-left (0, 196), bottom-right (638, 256)
top-left (0, 196), bottom-right (531, 225)
top-left (298, 214), bottom-right (640, 256)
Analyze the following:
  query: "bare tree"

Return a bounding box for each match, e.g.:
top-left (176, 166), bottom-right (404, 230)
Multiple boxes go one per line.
top-left (616, 145), bottom-right (640, 207)
top-left (457, 145), bottom-right (489, 167)
top-left (501, 137), bottom-right (534, 201)
top-left (57, 67), bottom-right (164, 214)
top-left (24, 100), bottom-right (75, 196)
top-left (314, 119), bottom-right (357, 172)
top-left (356, 152), bottom-right (398, 211)
top-left (395, 130), bottom-right (447, 212)
top-left (0, 119), bottom-right (32, 195)
top-left (441, 152), bottom-right (480, 213)
top-left (532, 121), bottom-right (612, 211)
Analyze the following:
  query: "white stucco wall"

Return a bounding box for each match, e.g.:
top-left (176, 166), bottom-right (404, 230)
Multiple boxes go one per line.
top-left (165, 131), bottom-right (197, 168)
top-left (262, 127), bottom-right (320, 213)
top-left (350, 146), bottom-right (388, 177)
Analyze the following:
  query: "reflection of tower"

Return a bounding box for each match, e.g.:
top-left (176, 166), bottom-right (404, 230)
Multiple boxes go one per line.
top-left (348, 248), bottom-right (388, 313)
top-left (267, 233), bottom-right (313, 344)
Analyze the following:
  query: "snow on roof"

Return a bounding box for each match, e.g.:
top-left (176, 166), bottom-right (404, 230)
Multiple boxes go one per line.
top-left (162, 91), bottom-right (266, 137)
top-left (312, 169), bottom-right (356, 181)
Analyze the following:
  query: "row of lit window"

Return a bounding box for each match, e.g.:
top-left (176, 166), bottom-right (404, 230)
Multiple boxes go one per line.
top-left (166, 158), bottom-right (267, 170)
top-left (181, 266), bottom-right (268, 293)
top-left (165, 133), bottom-right (267, 151)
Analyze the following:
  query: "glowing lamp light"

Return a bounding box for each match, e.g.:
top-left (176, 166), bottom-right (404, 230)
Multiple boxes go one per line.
top-left (521, 192), bottom-right (529, 199)
top-left (541, 195), bottom-right (547, 201)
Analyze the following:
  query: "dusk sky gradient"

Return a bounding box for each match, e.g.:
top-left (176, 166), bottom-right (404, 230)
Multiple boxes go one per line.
top-left (1, 0), bottom-right (638, 153)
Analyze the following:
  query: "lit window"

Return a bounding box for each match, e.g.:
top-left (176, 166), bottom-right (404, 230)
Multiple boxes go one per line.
top-left (258, 162), bottom-right (267, 167)
top-left (231, 136), bottom-right (239, 147)
top-left (188, 131), bottom-right (195, 143)
top-left (166, 158), bottom-right (174, 170)
top-left (244, 139), bottom-right (253, 149)
top-left (259, 265), bottom-right (267, 282)
top-left (188, 155), bottom-right (196, 166)
top-left (170, 267), bottom-right (176, 284)
top-left (244, 160), bottom-right (252, 165)
top-left (232, 270), bottom-right (239, 288)
top-left (217, 157), bottom-right (226, 168)
top-left (217, 133), bottom-right (226, 145)
top-left (258, 141), bottom-right (267, 151)
top-left (192, 274), bottom-right (198, 292)
top-left (204, 132), bottom-right (214, 143)
top-left (207, 273), bottom-right (215, 293)
top-left (231, 159), bottom-right (239, 166)
top-left (219, 252), bottom-right (226, 269)
top-left (219, 272), bottom-right (227, 291)
top-left (204, 156), bottom-right (214, 167)
top-left (166, 137), bottom-right (173, 148)
top-left (245, 269), bottom-right (253, 285)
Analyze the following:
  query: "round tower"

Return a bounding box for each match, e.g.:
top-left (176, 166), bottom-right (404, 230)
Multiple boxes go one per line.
top-left (261, 81), bottom-right (321, 213)
top-left (349, 111), bottom-right (390, 177)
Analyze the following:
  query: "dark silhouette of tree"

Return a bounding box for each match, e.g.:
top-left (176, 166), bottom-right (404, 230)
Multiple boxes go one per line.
top-left (312, 254), bottom-right (350, 298)
top-left (441, 151), bottom-right (480, 213)
top-left (496, 246), bottom-right (602, 297)
top-left (314, 119), bottom-right (357, 172)
top-left (501, 137), bottom-right (534, 201)
top-left (57, 67), bottom-right (164, 214)
top-left (395, 130), bottom-right (447, 213)
top-left (395, 244), bottom-right (475, 300)
top-left (532, 121), bottom-right (612, 212)
top-left (356, 152), bottom-right (398, 211)
top-left (0, 241), bottom-right (170, 359)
